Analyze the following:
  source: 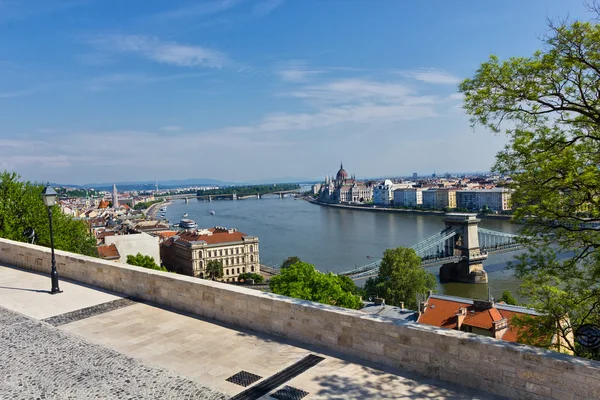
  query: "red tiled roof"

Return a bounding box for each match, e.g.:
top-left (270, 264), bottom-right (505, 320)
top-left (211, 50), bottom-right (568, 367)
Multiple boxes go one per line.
top-left (97, 244), bottom-right (119, 259)
top-left (418, 296), bottom-right (536, 343)
top-left (98, 200), bottom-right (110, 209)
top-left (176, 228), bottom-right (247, 245)
top-left (157, 231), bottom-right (178, 239)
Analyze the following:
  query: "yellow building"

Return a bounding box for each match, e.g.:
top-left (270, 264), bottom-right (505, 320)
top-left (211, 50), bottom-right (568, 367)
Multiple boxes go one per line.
top-left (160, 227), bottom-right (260, 281)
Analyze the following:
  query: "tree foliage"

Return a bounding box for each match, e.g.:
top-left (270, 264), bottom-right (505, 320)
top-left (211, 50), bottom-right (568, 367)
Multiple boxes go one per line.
top-left (281, 256), bottom-right (301, 269)
top-left (206, 260), bottom-right (224, 280)
top-left (196, 183), bottom-right (300, 197)
top-left (0, 171), bottom-right (97, 256)
top-left (126, 252), bottom-right (167, 272)
top-left (363, 247), bottom-right (437, 310)
top-left (238, 272), bottom-right (264, 283)
top-left (269, 261), bottom-right (363, 309)
top-left (459, 8), bottom-right (600, 358)
top-left (499, 290), bottom-right (518, 306)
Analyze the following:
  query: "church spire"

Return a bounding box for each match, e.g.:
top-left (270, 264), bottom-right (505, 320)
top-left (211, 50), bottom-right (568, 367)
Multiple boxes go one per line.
top-left (340, 161), bottom-right (344, 170)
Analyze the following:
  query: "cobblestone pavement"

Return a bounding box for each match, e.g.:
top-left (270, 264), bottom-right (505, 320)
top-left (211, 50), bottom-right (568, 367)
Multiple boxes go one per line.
top-left (0, 306), bottom-right (227, 400)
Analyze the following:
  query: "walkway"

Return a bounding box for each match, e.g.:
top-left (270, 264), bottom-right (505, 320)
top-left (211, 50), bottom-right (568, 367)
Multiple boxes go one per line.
top-left (0, 265), bottom-right (504, 399)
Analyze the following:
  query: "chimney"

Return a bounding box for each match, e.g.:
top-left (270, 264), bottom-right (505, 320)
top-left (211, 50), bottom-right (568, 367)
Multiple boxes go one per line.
top-left (399, 302), bottom-right (405, 309)
top-left (456, 307), bottom-right (467, 330)
top-left (374, 297), bottom-right (385, 306)
top-left (419, 300), bottom-right (427, 314)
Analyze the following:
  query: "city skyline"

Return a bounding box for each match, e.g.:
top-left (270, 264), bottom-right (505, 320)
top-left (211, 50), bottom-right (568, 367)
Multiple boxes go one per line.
top-left (0, 0), bottom-right (590, 184)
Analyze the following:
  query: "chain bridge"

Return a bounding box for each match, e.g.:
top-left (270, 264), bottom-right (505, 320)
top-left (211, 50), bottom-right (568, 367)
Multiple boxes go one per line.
top-left (340, 213), bottom-right (521, 284)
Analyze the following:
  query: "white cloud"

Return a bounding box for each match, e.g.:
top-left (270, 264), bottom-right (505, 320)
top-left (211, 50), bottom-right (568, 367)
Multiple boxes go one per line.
top-left (0, 89), bottom-right (32, 98)
top-left (161, 125), bottom-right (183, 132)
top-left (275, 61), bottom-right (325, 82)
top-left (252, 0), bottom-right (284, 16)
top-left (152, 0), bottom-right (244, 20)
top-left (87, 72), bottom-right (207, 91)
top-left (398, 68), bottom-right (461, 85)
top-left (89, 34), bottom-right (228, 68)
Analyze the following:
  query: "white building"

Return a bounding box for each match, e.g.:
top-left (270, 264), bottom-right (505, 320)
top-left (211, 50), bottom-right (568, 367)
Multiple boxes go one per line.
top-left (456, 188), bottom-right (512, 212)
top-left (373, 180), bottom-right (413, 206)
top-left (104, 232), bottom-right (160, 265)
top-left (160, 227), bottom-right (260, 281)
top-left (393, 188), bottom-right (423, 207)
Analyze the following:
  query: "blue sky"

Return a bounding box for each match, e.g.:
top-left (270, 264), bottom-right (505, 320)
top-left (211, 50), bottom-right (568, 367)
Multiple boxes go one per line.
top-left (0, 0), bottom-right (591, 184)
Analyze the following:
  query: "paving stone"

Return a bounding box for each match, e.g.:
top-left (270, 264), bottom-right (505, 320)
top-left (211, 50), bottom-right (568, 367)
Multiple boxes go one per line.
top-left (42, 298), bottom-right (137, 326)
top-left (0, 306), bottom-right (227, 400)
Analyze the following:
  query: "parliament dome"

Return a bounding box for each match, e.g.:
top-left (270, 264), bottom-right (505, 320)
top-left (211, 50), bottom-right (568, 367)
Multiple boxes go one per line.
top-left (336, 163), bottom-right (348, 181)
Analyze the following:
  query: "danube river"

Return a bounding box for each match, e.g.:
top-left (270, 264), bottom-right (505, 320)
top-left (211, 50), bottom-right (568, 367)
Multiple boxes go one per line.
top-left (164, 195), bottom-right (524, 300)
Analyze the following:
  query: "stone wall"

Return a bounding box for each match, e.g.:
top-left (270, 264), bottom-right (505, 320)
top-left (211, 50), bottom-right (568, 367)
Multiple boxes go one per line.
top-left (1, 238), bottom-right (598, 400)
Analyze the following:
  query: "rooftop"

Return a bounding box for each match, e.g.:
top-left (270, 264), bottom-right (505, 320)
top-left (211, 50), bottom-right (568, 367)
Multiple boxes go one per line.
top-left (175, 228), bottom-right (249, 246)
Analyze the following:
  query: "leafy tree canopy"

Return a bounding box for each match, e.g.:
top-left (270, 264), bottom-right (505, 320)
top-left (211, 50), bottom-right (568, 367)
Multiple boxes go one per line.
top-left (238, 272), bottom-right (264, 283)
top-left (126, 252), bottom-right (167, 272)
top-left (0, 171), bottom-right (97, 257)
top-left (459, 7), bottom-right (600, 358)
top-left (499, 290), bottom-right (518, 306)
top-left (363, 247), bottom-right (437, 310)
top-left (281, 256), bottom-right (301, 269)
top-left (206, 260), bottom-right (224, 280)
top-left (269, 261), bottom-right (363, 309)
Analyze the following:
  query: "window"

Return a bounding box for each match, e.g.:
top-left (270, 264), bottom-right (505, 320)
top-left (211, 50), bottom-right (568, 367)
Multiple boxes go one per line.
top-left (251, 266), bottom-right (254, 272)
top-left (236, 248), bottom-right (239, 254)
top-left (242, 267), bottom-right (246, 273)
top-left (220, 250), bottom-right (223, 256)
top-left (237, 268), bottom-right (240, 274)
top-left (250, 255), bottom-right (254, 262)
top-left (225, 269), bottom-right (229, 275)
top-left (250, 245), bottom-right (254, 253)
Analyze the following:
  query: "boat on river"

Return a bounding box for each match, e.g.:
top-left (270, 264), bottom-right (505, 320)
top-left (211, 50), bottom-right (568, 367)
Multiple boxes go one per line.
top-left (179, 219), bottom-right (198, 229)
top-left (210, 211), bottom-right (216, 215)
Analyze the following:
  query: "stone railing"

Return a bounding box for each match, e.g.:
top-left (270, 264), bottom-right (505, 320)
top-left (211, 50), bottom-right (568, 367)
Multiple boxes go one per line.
top-left (1, 238), bottom-right (598, 400)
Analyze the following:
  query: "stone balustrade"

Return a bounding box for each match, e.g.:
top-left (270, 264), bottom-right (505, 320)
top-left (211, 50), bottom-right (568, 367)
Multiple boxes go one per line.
top-left (1, 237), bottom-right (598, 400)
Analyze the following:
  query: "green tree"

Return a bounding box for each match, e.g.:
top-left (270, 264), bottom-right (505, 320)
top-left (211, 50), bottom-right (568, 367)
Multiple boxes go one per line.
top-left (499, 290), bottom-right (518, 306)
top-left (269, 261), bottom-right (362, 309)
top-left (363, 247), bottom-right (437, 310)
top-left (126, 252), bottom-right (167, 272)
top-left (0, 171), bottom-right (97, 256)
top-left (459, 7), bottom-right (600, 358)
top-left (238, 272), bottom-right (264, 283)
top-left (281, 256), bottom-right (301, 269)
top-left (206, 260), bottom-right (224, 280)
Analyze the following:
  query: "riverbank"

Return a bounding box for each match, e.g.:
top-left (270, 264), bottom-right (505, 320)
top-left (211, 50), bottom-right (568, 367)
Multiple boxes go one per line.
top-left (305, 198), bottom-right (513, 221)
top-left (146, 200), bottom-right (171, 218)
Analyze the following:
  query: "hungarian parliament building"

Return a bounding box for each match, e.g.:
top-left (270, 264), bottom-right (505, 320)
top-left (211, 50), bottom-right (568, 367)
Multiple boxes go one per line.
top-left (317, 163), bottom-right (374, 204)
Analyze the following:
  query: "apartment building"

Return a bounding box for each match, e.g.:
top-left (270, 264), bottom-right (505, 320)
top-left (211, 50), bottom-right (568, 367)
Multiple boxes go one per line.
top-left (160, 227), bottom-right (260, 281)
top-left (456, 188), bottom-right (512, 212)
top-left (373, 180), bottom-right (412, 206)
top-left (435, 189), bottom-right (457, 209)
top-left (394, 188), bottom-right (423, 207)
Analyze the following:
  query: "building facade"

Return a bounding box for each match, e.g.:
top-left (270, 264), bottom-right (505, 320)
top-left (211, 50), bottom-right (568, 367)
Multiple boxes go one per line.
top-left (422, 189), bottom-right (437, 209)
top-left (456, 189), bottom-right (512, 212)
top-left (161, 227), bottom-right (260, 281)
top-left (435, 189), bottom-right (457, 209)
top-left (318, 163), bottom-right (373, 204)
top-left (394, 188), bottom-right (423, 207)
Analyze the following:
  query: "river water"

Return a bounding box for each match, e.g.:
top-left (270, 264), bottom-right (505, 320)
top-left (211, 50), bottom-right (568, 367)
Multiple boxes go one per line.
top-left (164, 195), bottom-right (524, 300)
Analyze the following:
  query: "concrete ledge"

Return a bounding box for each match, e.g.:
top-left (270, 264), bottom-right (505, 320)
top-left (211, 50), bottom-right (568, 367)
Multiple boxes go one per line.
top-left (1, 238), bottom-right (598, 400)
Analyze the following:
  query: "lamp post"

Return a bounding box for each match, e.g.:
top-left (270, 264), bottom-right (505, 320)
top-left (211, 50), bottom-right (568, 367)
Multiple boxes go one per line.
top-left (41, 184), bottom-right (61, 294)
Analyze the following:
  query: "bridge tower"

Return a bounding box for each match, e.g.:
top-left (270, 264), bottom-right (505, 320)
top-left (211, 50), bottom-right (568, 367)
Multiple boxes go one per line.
top-left (439, 213), bottom-right (488, 284)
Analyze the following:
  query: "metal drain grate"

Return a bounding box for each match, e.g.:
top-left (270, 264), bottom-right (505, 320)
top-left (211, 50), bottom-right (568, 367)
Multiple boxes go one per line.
top-left (231, 354), bottom-right (324, 400)
top-left (226, 371), bottom-right (263, 387)
top-left (271, 386), bottom-right (309, 400)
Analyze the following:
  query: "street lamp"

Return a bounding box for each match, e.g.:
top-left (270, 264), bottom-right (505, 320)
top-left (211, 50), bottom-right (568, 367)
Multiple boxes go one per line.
top-left (41, 184), bottom-right (62, 294)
